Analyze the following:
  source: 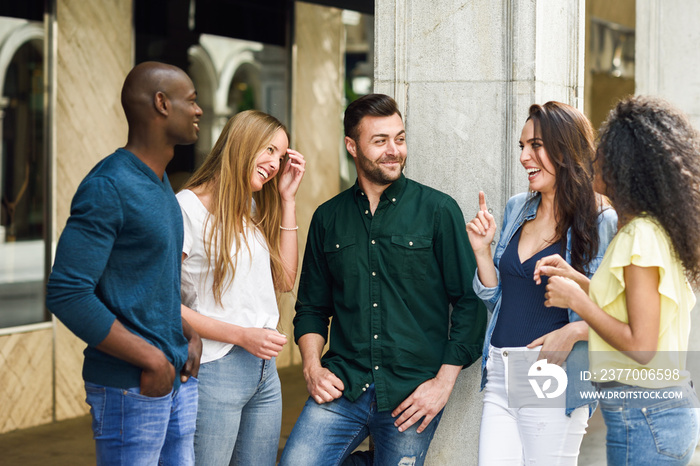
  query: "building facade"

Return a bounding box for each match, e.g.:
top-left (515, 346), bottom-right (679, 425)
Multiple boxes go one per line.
top-left (2, 3), bottom-right (700, 465)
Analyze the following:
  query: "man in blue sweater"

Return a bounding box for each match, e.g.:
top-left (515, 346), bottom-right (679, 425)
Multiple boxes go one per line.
top-left (47, 62), bottom-right (203, 465)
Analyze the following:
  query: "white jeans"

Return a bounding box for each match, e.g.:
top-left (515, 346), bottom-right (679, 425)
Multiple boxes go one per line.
top-left (478, 345), bottom-right (588, 465)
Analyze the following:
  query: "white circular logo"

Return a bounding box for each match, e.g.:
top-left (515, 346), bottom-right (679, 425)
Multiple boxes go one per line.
top-left (528, 359), bottom-right (568, 399)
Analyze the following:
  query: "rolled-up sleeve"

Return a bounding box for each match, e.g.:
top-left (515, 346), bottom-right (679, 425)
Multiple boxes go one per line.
top-left (435, 198), bottom-right (487, 367)
top-left (472, 268), bottom-right (501, 314)
top-left (293, 210), bottom-right (334, 343)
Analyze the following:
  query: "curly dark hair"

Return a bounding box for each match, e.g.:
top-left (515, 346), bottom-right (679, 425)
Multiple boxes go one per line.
top-left (528, 102), bottom-right (600, 274)
top-left (597, 95), bottom-right (700, 283)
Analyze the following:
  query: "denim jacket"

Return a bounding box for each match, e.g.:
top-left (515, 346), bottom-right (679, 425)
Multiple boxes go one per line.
top-left (474, 192), bottom-right (617, 416)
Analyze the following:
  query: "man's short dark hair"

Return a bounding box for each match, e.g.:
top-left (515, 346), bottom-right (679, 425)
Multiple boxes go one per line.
top-left (344, 93), bottom-right (402, 141)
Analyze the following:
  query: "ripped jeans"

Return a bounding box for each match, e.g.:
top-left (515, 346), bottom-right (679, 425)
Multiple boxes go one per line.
top-left (279, 384), bottom-right (442, 466)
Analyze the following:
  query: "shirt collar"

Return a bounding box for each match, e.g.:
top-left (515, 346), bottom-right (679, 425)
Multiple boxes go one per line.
top-left (523, 192), bottom-right (541, 221)
top-left (352, 173), bottom-right (407, 205)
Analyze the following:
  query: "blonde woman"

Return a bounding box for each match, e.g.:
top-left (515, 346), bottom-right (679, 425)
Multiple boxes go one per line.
top-left (177, 110), bottom-right (305, 465)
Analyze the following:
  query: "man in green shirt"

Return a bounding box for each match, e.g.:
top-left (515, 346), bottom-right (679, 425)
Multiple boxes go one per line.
top-left (280, 94), bottom-right (486, 465)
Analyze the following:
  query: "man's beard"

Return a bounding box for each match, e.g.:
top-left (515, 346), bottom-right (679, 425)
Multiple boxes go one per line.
top-left (355, 145), bottom-right (405, 186)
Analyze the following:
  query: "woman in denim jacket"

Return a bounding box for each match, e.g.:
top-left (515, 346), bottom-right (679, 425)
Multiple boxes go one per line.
top-left (467, 102), bottom-right (617, 465)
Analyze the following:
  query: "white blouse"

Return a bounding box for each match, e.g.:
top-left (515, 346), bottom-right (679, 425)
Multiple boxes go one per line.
top-left (177, 189), bottom-right (279, 364)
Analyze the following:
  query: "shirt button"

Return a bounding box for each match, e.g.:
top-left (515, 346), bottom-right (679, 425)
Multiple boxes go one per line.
top-left (392, 198), bottom-right (396, 202)
top-left (336, 244), bottom-right (340, 248)
top-left (362, 387), bottom-right (366, 392)
top-left (372, 271), bottom-right (376, 276)
top-left (374, 366), bottom-right (379, 370)
top-left (365, 210), bottom-right (369, 214)
top-left (409, 241), bottom-right (413, 246)
top-left (371, 240), bottom-right (376, 245)
top-left (365, 383), bottom-right (370, 388)
top-left (373, 303), bottom-right (378, 308)
top-left (641, 407), bottom-right (647, 413)
top-left (374, 334), bottom-right (378, 339)
top-left (503, 351), bottom-right (508, 357)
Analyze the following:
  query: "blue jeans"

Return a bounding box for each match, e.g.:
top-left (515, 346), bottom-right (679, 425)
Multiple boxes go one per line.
top-left (599, 384), bottom-right (700, 465)
top-left (84, 376), bottom-right (198, 466)
top-left (194, 345), bottom-right (282, 466)
top-left (279, 384), bottom-right (443, 466)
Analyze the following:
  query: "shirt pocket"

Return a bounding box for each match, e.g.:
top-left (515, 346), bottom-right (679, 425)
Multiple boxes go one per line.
top-left (388, 235), bottom-right (433, 280)
top-left (323, 236), bottom-right (358, 281)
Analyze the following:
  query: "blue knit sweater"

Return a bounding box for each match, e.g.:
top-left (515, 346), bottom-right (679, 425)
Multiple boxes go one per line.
top-left (47, 148), bottom-right (188, 390)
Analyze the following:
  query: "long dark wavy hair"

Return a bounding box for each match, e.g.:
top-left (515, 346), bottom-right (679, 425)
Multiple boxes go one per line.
top-left (527, 102), bottom-right (600, 274)
top-left (597, 95), bottom-right (700, 283)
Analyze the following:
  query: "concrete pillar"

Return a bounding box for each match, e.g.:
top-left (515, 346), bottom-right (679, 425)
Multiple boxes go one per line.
top-left (636, 0), bottom-right (700, 127)
top-left (636, 4), bottom-right (700, 393)
top-left (374, 1), bottom-right (585, 463)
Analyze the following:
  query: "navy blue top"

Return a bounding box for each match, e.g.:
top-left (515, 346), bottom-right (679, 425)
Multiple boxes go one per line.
top-left (47, 149), bottom-right (188, 390)
top-left (490, 226), bottom-right (569, 348)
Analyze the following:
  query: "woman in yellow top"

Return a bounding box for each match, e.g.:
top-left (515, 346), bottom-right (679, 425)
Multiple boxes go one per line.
top-left (534, 95), bottom-right (700, 465)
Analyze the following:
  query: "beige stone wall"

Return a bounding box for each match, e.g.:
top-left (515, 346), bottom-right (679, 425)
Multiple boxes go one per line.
top-left (54, 0), bottom-right (132, 231)
top-left (276, 2), bottom-right (344, 368)
top-left (0, 329), bottom-right (53, 432)
top-left (52, 0), bottom-right (133, 421)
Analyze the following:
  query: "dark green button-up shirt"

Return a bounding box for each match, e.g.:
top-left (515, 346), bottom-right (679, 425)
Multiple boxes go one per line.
top-left (294, 175), bottom-right (486, 411)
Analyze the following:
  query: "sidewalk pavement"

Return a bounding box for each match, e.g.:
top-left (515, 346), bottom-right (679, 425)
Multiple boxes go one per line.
top-left (0, 364), bottom-right (698, 465)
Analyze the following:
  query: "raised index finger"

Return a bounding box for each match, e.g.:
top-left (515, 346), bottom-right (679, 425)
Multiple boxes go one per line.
top-left (478, 191), bottom-right (488, 212)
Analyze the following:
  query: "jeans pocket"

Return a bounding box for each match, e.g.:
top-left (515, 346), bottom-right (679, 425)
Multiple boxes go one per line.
top-left (84, 383), bottom-right (106, 437)
top-left (123, 387), bottom-right (171, 401)
top-left (644, 399), bottom-right (698, 459)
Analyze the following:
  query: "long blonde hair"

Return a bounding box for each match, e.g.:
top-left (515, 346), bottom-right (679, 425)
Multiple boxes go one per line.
top-left (182, 110), bottom-right (288, 304)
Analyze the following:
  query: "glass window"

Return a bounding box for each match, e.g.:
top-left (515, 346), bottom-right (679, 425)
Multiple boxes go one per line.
top-left (0, 16), bottom-right (48, 328)
top-left (134, 0), bottom-right (290, 189)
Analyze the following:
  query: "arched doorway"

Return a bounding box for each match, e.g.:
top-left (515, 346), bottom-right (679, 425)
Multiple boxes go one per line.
top-left (0, 19), bottom-right (46, 327)
top-left (1, 38), bottom-right (44, 242)
top-left (227, 62), bottom-right (260, 115)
